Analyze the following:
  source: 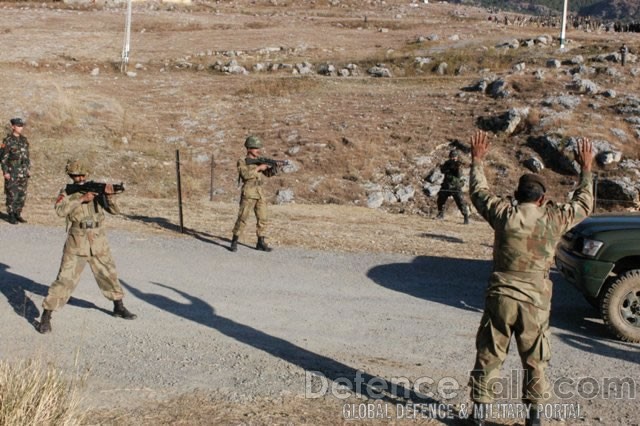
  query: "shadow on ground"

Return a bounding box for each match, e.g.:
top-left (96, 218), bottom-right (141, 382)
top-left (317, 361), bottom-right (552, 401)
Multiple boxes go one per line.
top-left (121, 280), bottom-right (466, 423)
top-left (0, 262), bottom-right (111, 329)
top-left (366, 256), bottom-right (639, 363)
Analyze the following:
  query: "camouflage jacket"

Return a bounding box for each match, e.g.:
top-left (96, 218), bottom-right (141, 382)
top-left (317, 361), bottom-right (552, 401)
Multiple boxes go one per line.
top-left (470, 160), bottom-right (593, 309)
top-left (0, 134), bottom-right (30, 178)
top-left (440, 159), bottom-right (463, 190)
top-left (237, 158), bottom-right (271, 200)
top-left (55, 188), bottom-right (120, 257)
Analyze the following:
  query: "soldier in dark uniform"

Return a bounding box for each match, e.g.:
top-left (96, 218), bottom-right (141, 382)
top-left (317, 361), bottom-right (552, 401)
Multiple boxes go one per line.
top-left (436, 149), bottom-right (470, 224)
top-left (0, 118), bottom-right (30, 224)
top-left (466, 131), bottom-right (594, 426)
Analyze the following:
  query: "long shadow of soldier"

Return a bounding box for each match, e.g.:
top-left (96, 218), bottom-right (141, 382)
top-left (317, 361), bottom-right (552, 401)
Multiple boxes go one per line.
top-left (124, 214), bottom-right (181, 233)
top-left (367, 256), bottom-right (639, 362)
top-left (367, 255), bottom-right (491, 313)
top-left (124, 214), bottom-right (237, 251)
top-left (0, 262), bottom-right (111, 330)
top-left (120, 280), bottom-right (465, 422)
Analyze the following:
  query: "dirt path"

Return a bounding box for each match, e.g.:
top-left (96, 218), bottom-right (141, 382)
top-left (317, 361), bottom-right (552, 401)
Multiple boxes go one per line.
top-left (1, 222), bottom-right (638, 425)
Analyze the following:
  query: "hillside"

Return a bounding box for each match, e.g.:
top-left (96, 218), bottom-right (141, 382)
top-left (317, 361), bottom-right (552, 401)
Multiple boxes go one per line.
top-left (459, 0), bottom-right (640, 20)
top-left (1, 0), bottom-right (639, 239)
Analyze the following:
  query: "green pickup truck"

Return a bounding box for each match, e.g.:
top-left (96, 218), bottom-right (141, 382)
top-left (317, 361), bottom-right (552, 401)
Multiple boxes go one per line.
top-left (555, 213), bottom-right (640, 343)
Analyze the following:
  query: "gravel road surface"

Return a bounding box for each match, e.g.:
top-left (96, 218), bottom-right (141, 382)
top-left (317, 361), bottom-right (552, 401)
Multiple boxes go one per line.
top-left (1, 224), bottom-right (638, 424)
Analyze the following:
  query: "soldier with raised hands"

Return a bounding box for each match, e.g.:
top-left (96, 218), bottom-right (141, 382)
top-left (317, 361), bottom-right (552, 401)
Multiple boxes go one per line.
top-left (466, 131), bottom-right (594, 426)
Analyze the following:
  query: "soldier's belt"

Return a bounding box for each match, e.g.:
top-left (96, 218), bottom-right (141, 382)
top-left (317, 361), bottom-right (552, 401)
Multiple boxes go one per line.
top-left (72, 220), bottom-right (101, 229)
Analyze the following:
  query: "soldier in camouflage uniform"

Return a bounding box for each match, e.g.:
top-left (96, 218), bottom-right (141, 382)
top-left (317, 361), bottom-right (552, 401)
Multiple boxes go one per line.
top-left (466, 131), bottom-right (593, 426)
top-left (37, 159), bottom-right (136, 334)
top-left (230, 135), bottom-right (275, 252)
top-left (436, 149), bottom-right (470, 224)
top-left (0, 118), bottom-right (30, 224)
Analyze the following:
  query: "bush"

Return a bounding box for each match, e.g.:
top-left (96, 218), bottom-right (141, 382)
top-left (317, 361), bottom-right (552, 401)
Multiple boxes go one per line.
top-left (0, 359), bottom-right (85, 426)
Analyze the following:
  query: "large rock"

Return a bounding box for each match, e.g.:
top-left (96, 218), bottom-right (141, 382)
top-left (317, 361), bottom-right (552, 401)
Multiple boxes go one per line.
top-left (478, 107), bottom-right (529, 135)
top-left (596, 178), bottom-right (639, 208)
top-left (523, 157), bottom-right (545, 173)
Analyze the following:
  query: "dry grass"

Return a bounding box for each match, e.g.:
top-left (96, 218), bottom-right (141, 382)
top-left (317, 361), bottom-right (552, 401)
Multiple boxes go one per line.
top-left (0, 359), bottom-right (85, 426)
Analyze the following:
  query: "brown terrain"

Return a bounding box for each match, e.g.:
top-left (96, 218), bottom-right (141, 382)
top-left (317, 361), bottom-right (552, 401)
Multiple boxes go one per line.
top-left (1, 0), bottom-right (639, 423)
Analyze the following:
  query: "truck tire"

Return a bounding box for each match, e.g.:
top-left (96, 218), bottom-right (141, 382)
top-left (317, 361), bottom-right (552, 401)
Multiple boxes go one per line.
top-left (600, 270), bottom-right (640, 343)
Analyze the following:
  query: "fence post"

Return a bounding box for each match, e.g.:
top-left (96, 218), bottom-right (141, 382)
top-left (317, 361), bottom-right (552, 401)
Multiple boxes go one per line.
top-left (176, 149), bottom-right (184, 233)
top-left (209, 154), bottom-right (215, 202)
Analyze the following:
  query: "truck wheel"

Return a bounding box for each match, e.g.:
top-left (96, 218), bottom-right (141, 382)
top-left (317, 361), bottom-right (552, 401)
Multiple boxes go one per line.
top-left (601, 270), bottom-right (640, 343)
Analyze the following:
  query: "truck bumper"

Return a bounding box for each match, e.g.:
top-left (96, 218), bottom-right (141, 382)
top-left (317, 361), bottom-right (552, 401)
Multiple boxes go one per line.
top-left (555, 247), bottom-right (615, 299)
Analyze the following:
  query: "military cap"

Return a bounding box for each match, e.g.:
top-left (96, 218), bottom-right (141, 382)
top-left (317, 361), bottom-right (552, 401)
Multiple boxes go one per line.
top-left (65, 159), bottom-right (90, 176)
top-left (244, 135), bottom-right (263, 149)
top-left (10, 118), bottom-right (25, 126)
top-left (517, 173), bottom-right (546, 193)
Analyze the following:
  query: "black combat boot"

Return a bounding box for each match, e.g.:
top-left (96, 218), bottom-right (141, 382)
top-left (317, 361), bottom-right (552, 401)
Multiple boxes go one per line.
top-left (113, 300), bottom-right (137, 320)
top-left (7, 213), bottom-right (18, 224)
top-left (256, 237), bottom-right (272, 252)
top-left (464, 214), bottom-right (469, 225)
top-left (525, 404), bottom-right (542, 426)
top-left (230, 235), bottom-right (239, 252)
top-left (436, 211), bottom-right (444, 220)
top-left (38, 309), bottom-right (53, 334)
top-left (466, 402), bottom-right (488, 426)
top-left (16, 213), bottom-right (27, 223)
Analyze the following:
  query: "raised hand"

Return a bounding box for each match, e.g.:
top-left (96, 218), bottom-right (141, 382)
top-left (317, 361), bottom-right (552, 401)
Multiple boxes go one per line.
top-left (575, 137), bottom-right (593, 173)
top-left (470, 130), bottom-right (490, 161)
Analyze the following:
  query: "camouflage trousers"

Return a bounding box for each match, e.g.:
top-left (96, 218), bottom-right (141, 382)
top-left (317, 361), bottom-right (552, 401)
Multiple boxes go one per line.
top-left (42, 250), bottom-right (125, 311)
top-left (436, 189), bottom-right (468, 216)
top-left (232, 197), bottom-right (268, 237)
top-left (469, 295), bottom-right (552, 404)
top-left (4, 175), bottom-right (28, 215)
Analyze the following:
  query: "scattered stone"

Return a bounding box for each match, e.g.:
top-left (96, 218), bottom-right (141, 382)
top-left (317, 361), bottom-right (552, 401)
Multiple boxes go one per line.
top-left (523, 157), bottom-right (544, 173)
top-left (90, 67), bottom-right (100, 76)
top-left (542, 95), bottom-right (581, 109)
top-left (546, 59), bottom-right (561, 68)
top-left (512, 62), bottom-right (526, 72)
top-left (487, 78), bottom-right (509, 98)
top-left (603, 89), bottom-right (616, 98)
top-left (436, 62), bottom-right (448, 75)
top-left (317, 63), bottom-right (336, 76)
top-left (415, 57), bottom-right (432, 68)
top-left (395, 185), bottom-right (415, 203)
top-left (570, 55), bottom-right (584, 65)
top-left (597, 178), bottom-right (639, 207)
top-left (287, 145), bottom-right (301, 155)
top-left (276, 188), bottom-right (295, 204)
top-left (367, 65), bottom-right (392, 78)
top-left (597, 151), bottom-right (623, 166)
top-left (610, 128), bottom-right (627, 140)
top-left (569, 76), bottom-right (598, 94)
top-left (367, 191), bottom-right (384, 208)
top-left (126, 71), bottom-right (137, 77)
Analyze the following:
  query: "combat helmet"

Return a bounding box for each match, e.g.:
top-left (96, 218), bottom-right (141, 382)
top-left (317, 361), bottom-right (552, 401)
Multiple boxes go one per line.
top-left (65, 159), bottom-right (90, 176)
top-left (244, 135), bottom-right (263, 149)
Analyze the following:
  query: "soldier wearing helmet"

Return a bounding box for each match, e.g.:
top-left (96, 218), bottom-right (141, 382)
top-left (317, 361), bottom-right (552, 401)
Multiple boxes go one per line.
top-left (436, 148), bottom-right (470, 224)
top-left (37, 158), bottom-right (136, 334)
top-left (0, 117), bottom-right (31, 224)
top-left (230, 135), bottom-right (275, 252)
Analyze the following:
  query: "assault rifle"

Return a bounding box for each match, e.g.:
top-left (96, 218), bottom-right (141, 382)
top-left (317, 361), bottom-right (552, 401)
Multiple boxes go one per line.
top-left (245, 157), bottom-right (290, 174)
top-left (65, 181), bottom-right (125, 196)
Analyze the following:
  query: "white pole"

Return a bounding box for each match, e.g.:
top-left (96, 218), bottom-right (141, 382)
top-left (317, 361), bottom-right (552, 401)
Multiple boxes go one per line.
top-left (121, 0), bottom-right (132, 73)
top-left (560, 0), bottom-right (568, 49)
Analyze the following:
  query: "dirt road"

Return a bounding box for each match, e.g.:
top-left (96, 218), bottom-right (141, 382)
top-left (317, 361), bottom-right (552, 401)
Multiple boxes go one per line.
top-left (1, 223), bottom-right (638, 424)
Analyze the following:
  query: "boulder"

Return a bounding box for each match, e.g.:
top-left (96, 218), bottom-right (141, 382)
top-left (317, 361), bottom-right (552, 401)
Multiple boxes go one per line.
top-left (523, 157), bottom-right (545, 173)
top-left (276, 188), bottom-right (295, 204)
top-left (367, 192), bottom-right (384, 208)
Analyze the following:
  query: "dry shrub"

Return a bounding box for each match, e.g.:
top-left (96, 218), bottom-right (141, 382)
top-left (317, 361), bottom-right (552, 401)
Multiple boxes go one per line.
top-left (0, 358), bottom-right (85, 426)
top-left (235, 77), bottom-right (321, 97)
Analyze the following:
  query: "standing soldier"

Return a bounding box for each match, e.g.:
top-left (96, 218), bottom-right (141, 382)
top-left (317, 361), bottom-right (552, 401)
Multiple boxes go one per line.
top-left (466, 131), bottom-right (593, 426)
top-left (0, 117), bottom-right (30, 224)
top-left (229, 135), bottom-right (275, 252)
top-left (37, 159), bottom-right (136, 334)
top-left (436, 149), bottom-right (470, 224)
